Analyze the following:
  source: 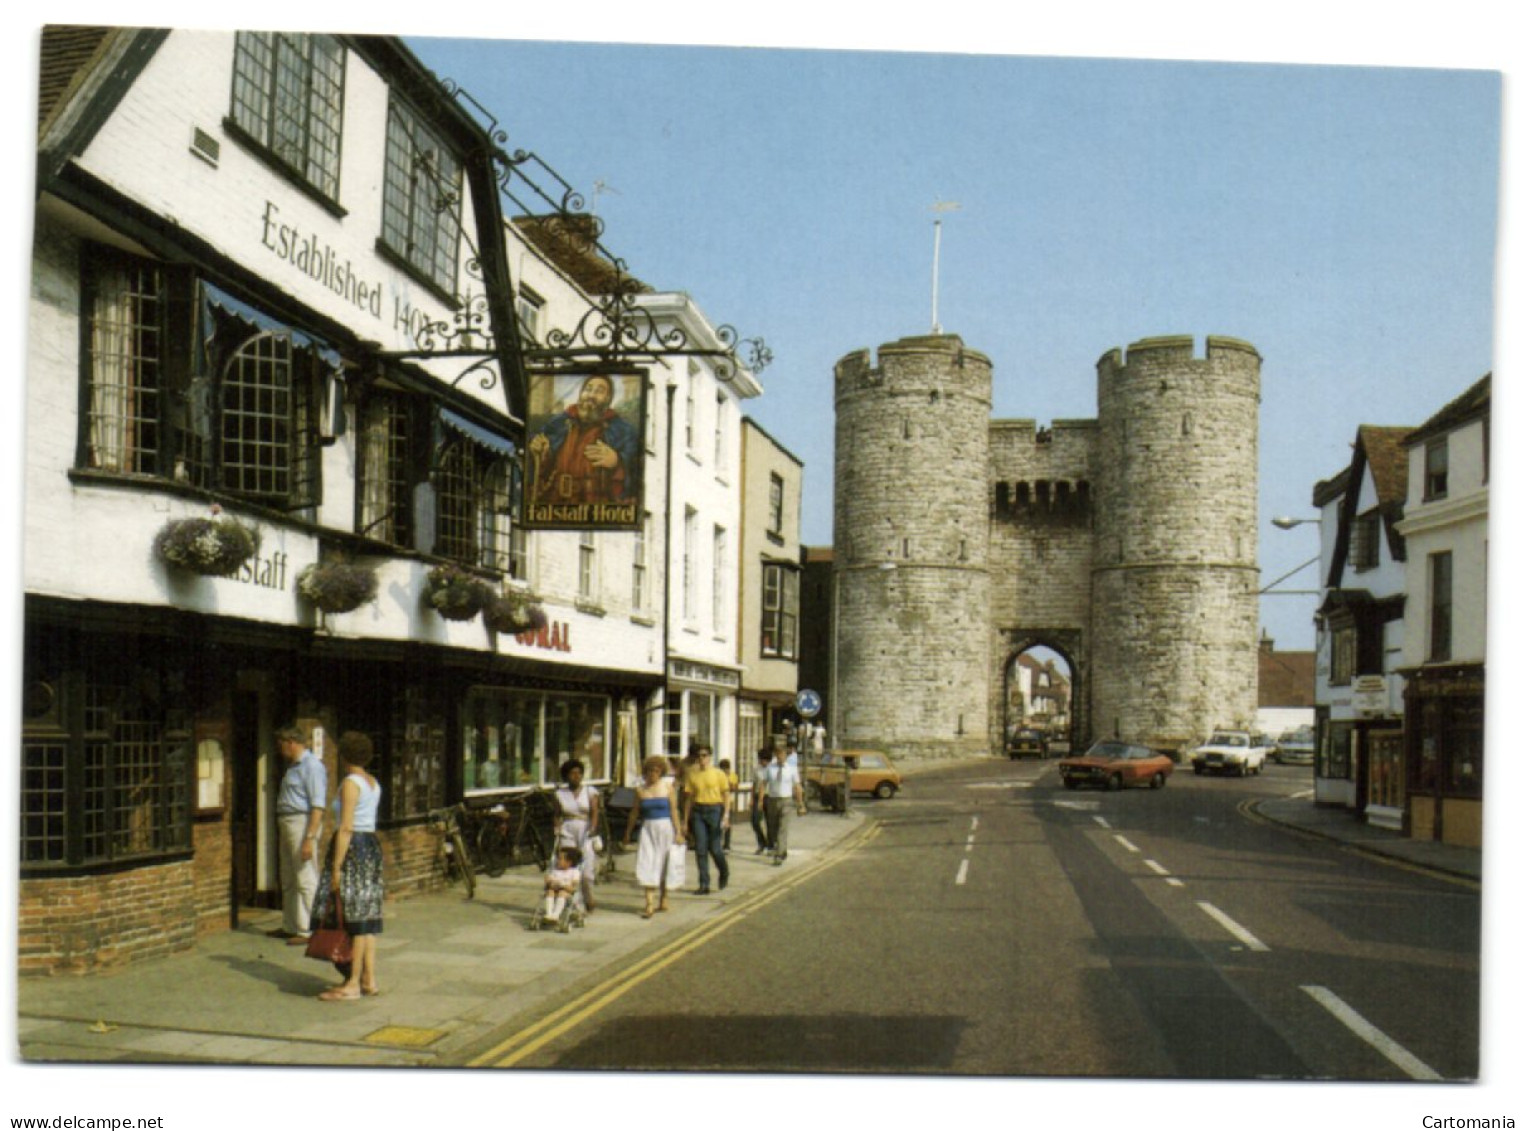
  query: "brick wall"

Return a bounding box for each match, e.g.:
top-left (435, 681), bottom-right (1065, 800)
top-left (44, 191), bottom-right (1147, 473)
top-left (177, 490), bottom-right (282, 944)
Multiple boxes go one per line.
top-left (19, 860), bottom-right (199, 976)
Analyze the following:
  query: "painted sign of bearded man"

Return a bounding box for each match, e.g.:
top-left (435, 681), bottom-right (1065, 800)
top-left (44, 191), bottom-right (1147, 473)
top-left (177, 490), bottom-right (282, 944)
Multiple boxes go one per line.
top-left (527, 374), bottom-right (640, 504)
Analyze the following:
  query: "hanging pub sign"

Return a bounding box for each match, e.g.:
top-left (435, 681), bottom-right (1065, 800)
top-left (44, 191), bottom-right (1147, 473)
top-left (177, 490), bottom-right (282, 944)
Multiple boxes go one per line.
top-left (522, 369), bottom-right (647, 530)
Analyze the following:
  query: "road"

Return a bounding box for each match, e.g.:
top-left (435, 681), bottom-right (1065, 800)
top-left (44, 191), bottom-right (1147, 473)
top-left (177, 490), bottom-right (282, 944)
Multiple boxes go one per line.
top-left (466, 758), bottom-right (1480, 1078)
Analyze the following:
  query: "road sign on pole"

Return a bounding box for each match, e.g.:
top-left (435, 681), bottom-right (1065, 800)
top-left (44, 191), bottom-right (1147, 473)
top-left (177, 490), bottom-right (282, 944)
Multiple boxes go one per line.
top-left (796, 689), bottom-right (822, 719)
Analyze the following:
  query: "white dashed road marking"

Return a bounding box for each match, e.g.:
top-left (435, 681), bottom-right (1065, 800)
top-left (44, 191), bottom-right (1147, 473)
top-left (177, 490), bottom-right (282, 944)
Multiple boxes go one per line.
top-left (1302, 986), bottom-right (1442, 1080)
top-left (1196, 901), bottom-right (1271, 952)
top-left (1114, 835), bottom-right (1140, 854)
top-left (955, 859), bottom-right (969, 886)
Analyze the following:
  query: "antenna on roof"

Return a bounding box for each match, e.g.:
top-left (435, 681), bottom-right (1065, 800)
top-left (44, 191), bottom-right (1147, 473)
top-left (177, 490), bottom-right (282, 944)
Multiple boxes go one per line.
top-left (591, 178), bottom-right (621, 216)
top-left (930, 200), bottom-right (961, 334)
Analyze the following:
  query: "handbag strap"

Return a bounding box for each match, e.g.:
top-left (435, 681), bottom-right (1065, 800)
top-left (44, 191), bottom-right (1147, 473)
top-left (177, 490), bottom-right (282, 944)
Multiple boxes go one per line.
top-left (331, 890), bottom-right (346, 929)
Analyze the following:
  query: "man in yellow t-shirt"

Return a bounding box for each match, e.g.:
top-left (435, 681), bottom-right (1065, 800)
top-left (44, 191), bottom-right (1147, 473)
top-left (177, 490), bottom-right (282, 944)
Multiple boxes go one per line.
top-left (681, 744), bottom-right (731, 894)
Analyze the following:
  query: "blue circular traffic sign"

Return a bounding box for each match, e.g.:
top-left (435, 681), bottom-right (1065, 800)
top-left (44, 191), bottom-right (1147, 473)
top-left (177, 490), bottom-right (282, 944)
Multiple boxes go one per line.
top-left (796, 689), bottom-right (822, 718)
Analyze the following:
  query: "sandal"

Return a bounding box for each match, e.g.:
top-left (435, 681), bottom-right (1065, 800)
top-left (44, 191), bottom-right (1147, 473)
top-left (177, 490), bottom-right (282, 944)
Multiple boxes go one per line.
top-left (640, 909), bottom-right (653, 919)
top-left (361, 986), bottom-right (381, 997)
top-left (318, 987), bottom-right (361, 1002)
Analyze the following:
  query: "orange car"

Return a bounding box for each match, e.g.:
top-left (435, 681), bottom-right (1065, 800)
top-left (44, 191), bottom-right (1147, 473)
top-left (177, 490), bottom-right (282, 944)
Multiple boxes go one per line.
top-left (806, 750), bottom-right (903, 800)
top-left (1058, 741), bottom-right (1173, 791)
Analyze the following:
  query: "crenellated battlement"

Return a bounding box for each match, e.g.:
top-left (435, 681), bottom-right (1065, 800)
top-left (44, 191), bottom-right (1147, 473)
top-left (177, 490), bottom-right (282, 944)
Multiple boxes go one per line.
top-left (835, 334), bottom-right (993, 404)
top-left (832, 326), bottom-right (1260, 760)
top-left (1098, 334), bottom-right (1262, 388)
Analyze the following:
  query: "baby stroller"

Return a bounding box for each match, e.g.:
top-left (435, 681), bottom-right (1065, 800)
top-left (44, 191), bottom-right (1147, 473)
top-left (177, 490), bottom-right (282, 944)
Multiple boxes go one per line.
top-left (527, 883), bottom-right (586, 933)
top-left (528, 841), bottom-right (588, 933)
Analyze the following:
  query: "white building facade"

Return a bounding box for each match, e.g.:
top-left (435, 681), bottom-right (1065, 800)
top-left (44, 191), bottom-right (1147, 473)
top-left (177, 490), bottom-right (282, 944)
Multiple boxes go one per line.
top-left (1394, 376), bottom-right (1489, 847)
top-left (634, 293), bottom-right (761, 769)
top-left (1310, 427), bottom-right (1412, 821)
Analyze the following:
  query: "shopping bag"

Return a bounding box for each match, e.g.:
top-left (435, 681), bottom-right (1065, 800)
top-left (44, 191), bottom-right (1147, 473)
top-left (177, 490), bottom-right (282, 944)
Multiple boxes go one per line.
top-left (305, 894), bottom-right (352, 968)
top-left (664, 843), bottom-right (687, 889)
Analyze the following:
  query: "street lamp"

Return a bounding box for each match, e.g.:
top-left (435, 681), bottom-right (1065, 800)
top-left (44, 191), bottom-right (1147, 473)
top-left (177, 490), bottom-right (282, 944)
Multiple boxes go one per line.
top-left (1263, 515), bottom-right (1320, 595)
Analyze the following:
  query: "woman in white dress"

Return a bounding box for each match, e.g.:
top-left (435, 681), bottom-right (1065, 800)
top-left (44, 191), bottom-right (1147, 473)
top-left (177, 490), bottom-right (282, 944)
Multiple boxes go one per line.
top-left (622, 755), bottom-right (684, 918)
top-left (553, 759), bottom-right (601, 913)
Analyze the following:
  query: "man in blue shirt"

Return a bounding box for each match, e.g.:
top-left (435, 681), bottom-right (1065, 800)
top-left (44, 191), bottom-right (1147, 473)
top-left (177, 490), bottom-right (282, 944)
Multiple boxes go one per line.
top-left (272, 726), bottom-right (327, 943)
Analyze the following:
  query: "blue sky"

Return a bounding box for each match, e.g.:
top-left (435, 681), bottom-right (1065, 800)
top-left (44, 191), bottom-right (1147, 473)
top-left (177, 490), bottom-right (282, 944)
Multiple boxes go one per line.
top-left (406, 35), bottom-right (1499, 652)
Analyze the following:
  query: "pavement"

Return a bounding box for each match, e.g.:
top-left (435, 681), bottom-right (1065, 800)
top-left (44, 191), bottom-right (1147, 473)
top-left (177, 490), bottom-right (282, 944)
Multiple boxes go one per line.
top-left (15, 801), bottom-right (873, 1067)
top-left (14, 756), bottom-right (1479, 1068)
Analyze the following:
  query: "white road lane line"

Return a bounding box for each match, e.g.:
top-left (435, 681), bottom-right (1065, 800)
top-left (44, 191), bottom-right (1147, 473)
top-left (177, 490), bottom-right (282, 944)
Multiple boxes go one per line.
top-left (1144, 859), bottom-right (1171, 876)
top-left (1196, 901), bottom-right (1271, 951)
top-left (1165, 878), bottom-right (1185, 888)
top-left (966, 835), bottom-right (976, 851)
top-left (1114, 835), bottom-right (1140, 853)
top-left (1092, 815), bottom-right (1111, 829)
top-left (1301, 985), bottom-right (1442, 1080)
top-left (970, 816), bottom-right (979, 831)
top-left (955, 859), bottom-right (969, 886)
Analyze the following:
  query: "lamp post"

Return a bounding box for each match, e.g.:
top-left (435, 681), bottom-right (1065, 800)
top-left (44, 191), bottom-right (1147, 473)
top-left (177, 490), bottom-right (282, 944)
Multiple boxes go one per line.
top-left (1263, 515), bottom-right (1321, 595)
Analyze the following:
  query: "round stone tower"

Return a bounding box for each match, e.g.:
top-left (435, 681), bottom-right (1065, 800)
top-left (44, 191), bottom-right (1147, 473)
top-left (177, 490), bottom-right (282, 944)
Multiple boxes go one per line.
top-left (831, 335), bottom-right (992, 760)
top-left (1090, 335), bottom-right (1262, 752)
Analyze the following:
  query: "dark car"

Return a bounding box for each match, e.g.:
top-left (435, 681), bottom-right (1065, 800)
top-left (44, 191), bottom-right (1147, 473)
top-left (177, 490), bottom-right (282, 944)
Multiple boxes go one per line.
top-left (1058, 741), bottom-right (1174, 791)
top-left (1007, 727), bottom-right (1050, 759)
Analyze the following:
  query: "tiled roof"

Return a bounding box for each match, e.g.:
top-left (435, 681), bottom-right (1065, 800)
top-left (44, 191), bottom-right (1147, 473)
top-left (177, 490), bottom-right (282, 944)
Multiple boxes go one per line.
top-left (1407, 373), bottom-right (1490, 446)
top-left (1258, 647), bottom-right (1314, 708)
top-left (1357, 425), bottom-right (1413, 509)
top-left (512, 214), bottom-right (651, 297)
top-left (37, 25), bottom-right (115, 132)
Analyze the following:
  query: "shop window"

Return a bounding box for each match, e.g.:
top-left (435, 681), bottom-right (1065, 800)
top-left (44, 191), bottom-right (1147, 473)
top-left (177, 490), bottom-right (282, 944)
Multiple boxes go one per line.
top-left (1319, 720), bottom-right (1354, 781)
top-left (80, 259), bottom-right (330, 513)
top-left (663, 689), bottom-right (717, 759)
top-left (380, 95), bottom-right (461, 296)
top-left (229, 32), bottom-right (345, 205)
top-left (462, 689), bottom-right (612, 793)
top-left (388, 684), bottom-right (446, 819)
top-left (545, 694), bottom-right (611, 781)
top-left (20, 657), bottom-right (191, 870)
top-left (761, 562), bottom-right (799, 659)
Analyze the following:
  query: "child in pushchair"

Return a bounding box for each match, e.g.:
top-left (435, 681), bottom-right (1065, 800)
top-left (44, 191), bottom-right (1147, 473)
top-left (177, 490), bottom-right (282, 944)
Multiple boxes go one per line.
top-left (529, 845), bottom-right (586, 932)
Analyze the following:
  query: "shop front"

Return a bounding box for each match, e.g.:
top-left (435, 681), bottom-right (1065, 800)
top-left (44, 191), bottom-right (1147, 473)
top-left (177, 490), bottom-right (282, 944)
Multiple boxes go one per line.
top-left (1403, 663), bottom-right (1484, 848)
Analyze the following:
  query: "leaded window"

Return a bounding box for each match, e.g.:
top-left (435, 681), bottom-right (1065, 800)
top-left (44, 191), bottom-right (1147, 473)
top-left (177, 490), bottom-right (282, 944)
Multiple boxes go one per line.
top-left (230, 32), bottom-right (345, 201)
top-left (435, 437), bottom-right (514, 571)
top-left (381, 97), bottom-right (461, 294)
top-left (358, 390), bottom-right (417, 547)
top-left (20, 652), bottom-right (192, 870)
top-left (83, 257), bottom-right (163, 474)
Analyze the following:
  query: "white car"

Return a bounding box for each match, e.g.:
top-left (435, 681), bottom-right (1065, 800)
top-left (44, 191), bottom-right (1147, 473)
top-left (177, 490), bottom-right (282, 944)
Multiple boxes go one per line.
top-left (1190, 731), bottom-right (1272, 777)
top-left (1274, 727), bottom-right (1315, 765)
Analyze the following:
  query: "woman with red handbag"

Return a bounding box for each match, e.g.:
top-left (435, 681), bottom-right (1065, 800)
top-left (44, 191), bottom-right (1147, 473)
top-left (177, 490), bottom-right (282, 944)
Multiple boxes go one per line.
top-left (311, 731), bottom-right (383, 1002)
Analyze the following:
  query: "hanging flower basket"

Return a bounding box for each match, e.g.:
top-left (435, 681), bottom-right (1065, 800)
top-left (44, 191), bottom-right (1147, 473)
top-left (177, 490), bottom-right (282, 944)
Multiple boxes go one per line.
top-left (482, 588), bottom-right (549, 634)
top-left (154, 512), bottom-right (260, 577)
top-left (425, 564), bottom-right (491, 621)
top-left (296, 561), bottom-right (379, 615)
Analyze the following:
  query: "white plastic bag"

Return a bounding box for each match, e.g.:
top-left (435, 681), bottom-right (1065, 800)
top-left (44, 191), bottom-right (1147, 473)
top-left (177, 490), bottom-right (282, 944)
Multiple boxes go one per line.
top-left (664, 843), bottom-right (687, 889)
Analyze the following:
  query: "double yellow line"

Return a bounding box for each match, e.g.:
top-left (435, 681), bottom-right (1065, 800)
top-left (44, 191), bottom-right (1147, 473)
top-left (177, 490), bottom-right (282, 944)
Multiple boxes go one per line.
top-left (466, 819), bottom-right (881, 1068)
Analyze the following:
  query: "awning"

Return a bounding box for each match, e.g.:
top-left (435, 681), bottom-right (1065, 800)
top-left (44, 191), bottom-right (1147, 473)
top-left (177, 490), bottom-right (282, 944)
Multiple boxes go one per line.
top-left (441, 407), bottom-right (518, 457)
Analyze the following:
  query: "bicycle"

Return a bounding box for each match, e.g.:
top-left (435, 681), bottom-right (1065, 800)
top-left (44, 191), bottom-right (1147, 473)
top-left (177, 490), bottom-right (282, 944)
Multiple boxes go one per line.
top-left (475, 791), bottom-right (551, 876)
top-left (428, 805), bottom-right (477, 899)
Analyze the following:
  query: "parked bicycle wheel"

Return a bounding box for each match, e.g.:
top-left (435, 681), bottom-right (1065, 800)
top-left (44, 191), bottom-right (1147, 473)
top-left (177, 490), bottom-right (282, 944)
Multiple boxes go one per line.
top-left (476, 812), bottom-right (512, 877)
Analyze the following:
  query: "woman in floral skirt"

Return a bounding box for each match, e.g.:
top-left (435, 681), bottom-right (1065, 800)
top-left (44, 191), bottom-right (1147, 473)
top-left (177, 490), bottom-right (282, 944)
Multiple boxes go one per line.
top-left (312, 731), bottom-right (383, 1001)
